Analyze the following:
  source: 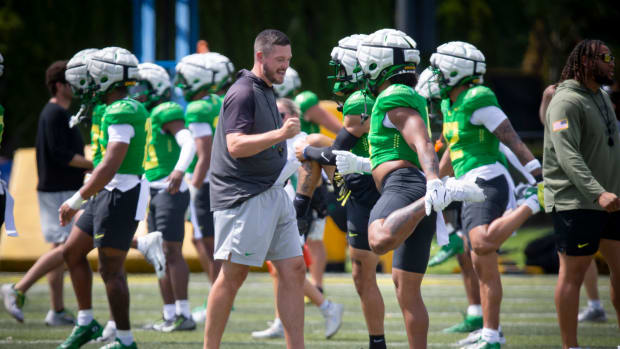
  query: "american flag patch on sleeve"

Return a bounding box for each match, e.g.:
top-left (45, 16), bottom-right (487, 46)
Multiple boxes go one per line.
top-left (552, 119), bottom-right (568, 132)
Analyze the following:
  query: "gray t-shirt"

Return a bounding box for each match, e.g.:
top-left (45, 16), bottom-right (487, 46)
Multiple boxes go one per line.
top-left (209, 69), bottom-right (287, 210)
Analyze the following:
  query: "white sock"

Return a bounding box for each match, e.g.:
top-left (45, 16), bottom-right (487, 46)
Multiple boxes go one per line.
top-left (568, 347), bottom-right (582, 349)
top-left (116, 330), bottom-right (133, 345)
top-left (319, 300), bottom-right (330, 312)
top-left (481, 327), bottom-right (500, 343)
top-left (163, 304), bottom-right (176, 321)
top-left (467, 304), bottom-right (482, 317)
top-left (273, 317), bottom-right (282, 327)
top-left (588, 299), bottom-right (602, 309)
top-left (106, 320), bottom-right (116, 329)
top-left (176, 299), bottom-right (190, 318)
top-left (77, 309), bottom-right (93, 326)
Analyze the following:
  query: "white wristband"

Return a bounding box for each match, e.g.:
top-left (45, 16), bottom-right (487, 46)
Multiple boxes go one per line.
top-left (65, 191), bottom-right (85, 210)
top-left (524, 159), bottom-right (541, 172)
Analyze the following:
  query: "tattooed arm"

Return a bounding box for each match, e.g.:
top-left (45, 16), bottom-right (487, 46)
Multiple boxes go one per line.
top-left (388, 107), bottom-right (440, 180)
top-left (439, 147), bottom-right (454, 178)
top-left (492, 119), bottom-right (542, 178)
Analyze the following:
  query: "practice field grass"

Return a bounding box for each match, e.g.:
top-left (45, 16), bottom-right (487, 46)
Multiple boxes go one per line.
top-left (0, 271), bottom-right (617, 348)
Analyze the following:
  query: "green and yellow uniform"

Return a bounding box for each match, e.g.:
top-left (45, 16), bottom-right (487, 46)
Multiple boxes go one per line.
top-left (185, 94), bottom-right (221, 173)
top-left (441, 86), bottom-right (503, 178)
top-left (99, 98), bottom-right (148, 175)
top-left (294, 90), bottom-right (321, 134)
top-left (342, 90), bottom-right (374, 158)
top-left (90, 103), bottom-right (106, 168)
top-left (368, 84), bottom-right (429, 169)
top-left (144, 102), bottom-right (185, 181)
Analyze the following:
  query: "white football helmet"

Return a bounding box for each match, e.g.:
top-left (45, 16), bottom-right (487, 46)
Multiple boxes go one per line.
top-left (204, 52), bottom-right (235, 93)
top-left (429, 41), bottom-right (485, 97)
top-left (273, 67), bottom-right (301, 98)
top-left (329, 34), bottom-right (367, 95)
top-left (87, 47), bottom-right (139, 96)
top-left (357, 28), bottom-right (420, 94)
top-left (137, 62), bottom-right (171, 97)
top-left (66, 48), bottom-right (99, 98)
top-left (415, 67), bottom-right (441, 100)
top-left (0, 52), bottom-right (4, 77)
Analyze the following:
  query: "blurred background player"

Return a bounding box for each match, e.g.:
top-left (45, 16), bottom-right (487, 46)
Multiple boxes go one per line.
top-left (133, 62), bottom-right (197, 332)
top-left (0, 51), bottom-right (17, 254)
top-left (174, 51), bottom-right (235, 322)
top-left (57, 47), bottom-right (148, 349)
top-left (431, 41), bottom-right (543, 348)
top-left (274, 66), bottom-right (342, 296)
top-left (1, 59), bottom-right (93, 327)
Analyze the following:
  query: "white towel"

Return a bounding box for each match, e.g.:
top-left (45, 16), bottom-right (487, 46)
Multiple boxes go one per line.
top-left (134, 178), bottom-right (150, 221)
top-left (1, 180), bottom-right (17, 237)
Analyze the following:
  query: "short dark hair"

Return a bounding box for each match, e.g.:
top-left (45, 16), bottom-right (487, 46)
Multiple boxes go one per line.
top-left (254, 29), bottom-right (290, 56)
top-left (560, 39), bottom-right (605, 84)
top-left (45, 60), bottom-right (68, 96)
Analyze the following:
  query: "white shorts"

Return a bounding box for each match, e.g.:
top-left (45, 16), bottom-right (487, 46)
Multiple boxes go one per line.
top-left (37, 190), bottom-right (75, 243)
top-left (213, 186), bottom-right (302, 267)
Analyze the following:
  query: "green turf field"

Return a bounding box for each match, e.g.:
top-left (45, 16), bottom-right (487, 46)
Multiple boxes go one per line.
top-left (0, 270), bottom-right (617, 348)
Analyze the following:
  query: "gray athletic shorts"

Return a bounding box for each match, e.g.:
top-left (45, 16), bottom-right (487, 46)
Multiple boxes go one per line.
top-left (213, 185), bottom-right (302, 267)
top-left (37, 190), bottom-right (75, 243)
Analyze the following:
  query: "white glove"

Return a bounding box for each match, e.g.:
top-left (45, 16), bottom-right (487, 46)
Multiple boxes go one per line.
top-left (424, 178), bottom-right (449, 216)
top-left (333, 150), bottom-right (371, 174)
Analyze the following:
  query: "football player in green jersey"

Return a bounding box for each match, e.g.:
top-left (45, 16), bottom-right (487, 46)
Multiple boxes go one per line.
top-left (430, 42), bottom-right (543, 349)
top-left (58, 47), bottom-right (148, 349)
top-left (175, 52), bottom-right (234, 322)
top-left (133, 62), bottom-right (197, 332)
top-left (331, 29), bottom-right (485, 348)
top-left (294, 34), bottom-right (389, 349)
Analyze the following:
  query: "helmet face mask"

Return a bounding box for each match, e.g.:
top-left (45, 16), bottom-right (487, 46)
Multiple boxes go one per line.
top-left (328, 34), bottom-right (368, 97)
top-left (357, 29), bottom-right (420, 96)
top-left (86, 47), bottom-right (139, 101)
top-left (134, 62), bottom-right (171, 109)
top-left (66, 48), bottom-right (99, 103)
top-left (429, 41), bottom-right (486, 98)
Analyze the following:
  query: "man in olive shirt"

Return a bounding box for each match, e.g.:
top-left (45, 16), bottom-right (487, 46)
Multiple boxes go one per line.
top-left (543, 39), bottom-right (619, 349)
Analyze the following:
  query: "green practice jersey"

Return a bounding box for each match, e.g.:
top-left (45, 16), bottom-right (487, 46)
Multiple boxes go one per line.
top-left (144, 101), bottom-right (185, 181)
top-left (99, 98), bottom-right (148, 175)
top-left (90, 104), bottom-right (106, 168)
top-left (294, 90), bottom-right (321, 134)
top-left (185, 94), bottom-right (221, 173)
top-left (441, 86), bottom-right (503, 178)
top-left (368, 84), bottom-right (429, 169)
top-left (342, 90), bottom-right (375, 158)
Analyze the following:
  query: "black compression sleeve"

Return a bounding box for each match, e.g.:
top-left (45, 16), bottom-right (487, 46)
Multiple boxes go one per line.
top-left (302, 128), bottom-right (360, 165)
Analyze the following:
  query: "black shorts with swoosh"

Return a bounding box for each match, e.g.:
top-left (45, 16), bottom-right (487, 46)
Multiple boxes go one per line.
top-left (552, 209), bottom-right (620, 256)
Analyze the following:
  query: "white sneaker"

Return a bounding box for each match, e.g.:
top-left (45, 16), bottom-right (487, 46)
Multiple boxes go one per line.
top-left (45, 309), bottom-right (75, 326)
top-left (321, 301), bottom-right (344, 339)
top-left (578, 306), bottom-right (607, 322)
top-left (138, 231), bottom-right (166, 279)
top-left (192, 308), bottom-right (206, 323)
top-left (456, 328), bottom-right (506, 346)
top-left (95, 321), bottom-right (117, 342)
top-left (251, 319), bottom-right (284, 339)
top-left (444, 178), bottom-right (486, 203)
top-left (1, 284), bottom-right (24, 323)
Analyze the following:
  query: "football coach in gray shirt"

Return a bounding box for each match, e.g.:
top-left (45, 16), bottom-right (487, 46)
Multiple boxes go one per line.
top-left (204, 29), bottom-right (304, 349)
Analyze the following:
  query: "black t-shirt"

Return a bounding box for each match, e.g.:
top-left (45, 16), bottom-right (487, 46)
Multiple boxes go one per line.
top-left (209, 69), bottom-right (287, 210)
top-left (35, 102), bottom-right (85, 192)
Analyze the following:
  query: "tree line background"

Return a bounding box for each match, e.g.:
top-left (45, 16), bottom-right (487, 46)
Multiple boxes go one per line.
top-left (0, 0), bottom-right (618, 157)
